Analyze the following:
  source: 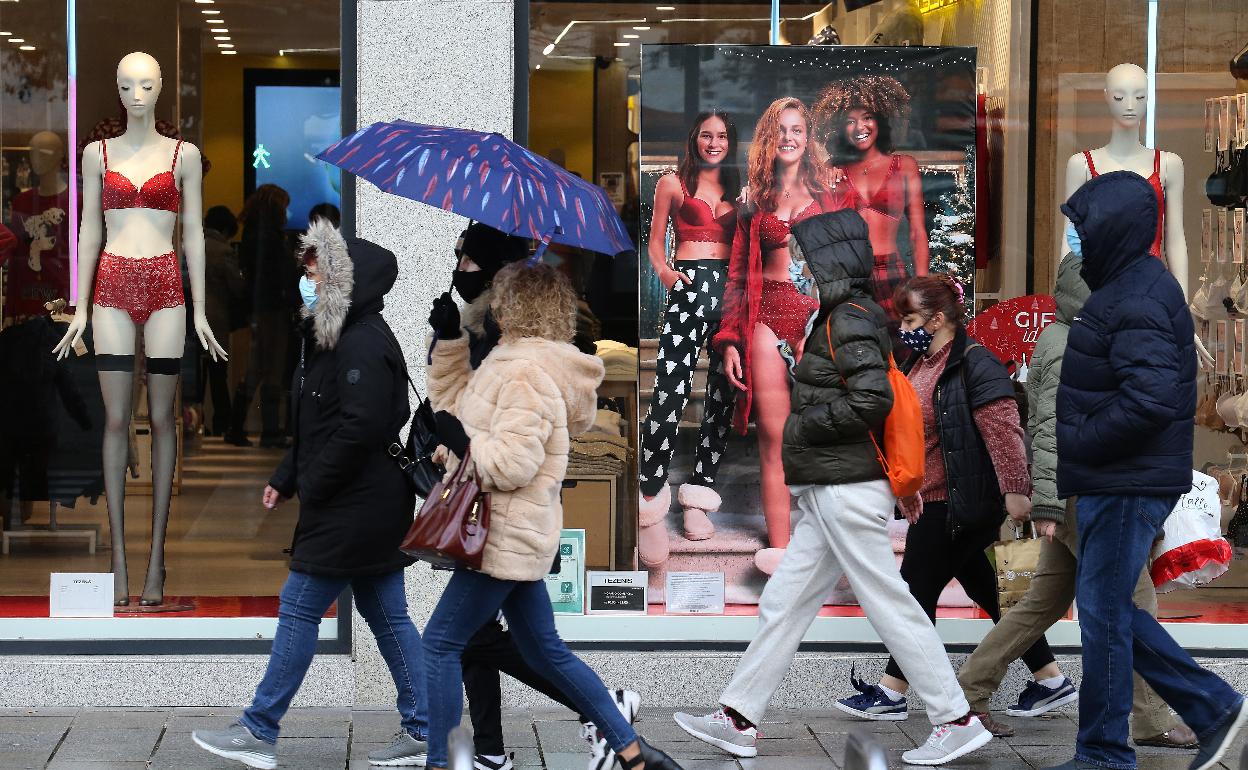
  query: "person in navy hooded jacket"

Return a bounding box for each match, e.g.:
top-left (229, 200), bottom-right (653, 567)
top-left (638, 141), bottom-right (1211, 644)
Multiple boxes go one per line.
top-left (1046, 171), bottom-right (1246, 770)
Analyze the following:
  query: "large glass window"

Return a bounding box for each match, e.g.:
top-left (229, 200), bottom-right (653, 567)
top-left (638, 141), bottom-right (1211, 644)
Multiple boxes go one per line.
top-left (0, 0), bottom-right (345, 649)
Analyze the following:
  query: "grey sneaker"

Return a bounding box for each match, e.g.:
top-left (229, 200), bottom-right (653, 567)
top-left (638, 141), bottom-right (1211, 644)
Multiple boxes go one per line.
top-left (368, 731), bottom-right (428, 766)
top-left (901, 716), bottom-right (992, 766)
top-left (673, 709), bottom-right (759, 758)
top-left (191, 722), bottom-right (277, 770)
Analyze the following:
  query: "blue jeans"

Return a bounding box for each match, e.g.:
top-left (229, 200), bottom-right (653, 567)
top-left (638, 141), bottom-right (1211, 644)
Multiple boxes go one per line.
top-left (423, 569), bottom-right (638, 768)
top-left (1074, 494), bottom-right (1244, 769)
top-left (242, 569), bottom-right (428, 744)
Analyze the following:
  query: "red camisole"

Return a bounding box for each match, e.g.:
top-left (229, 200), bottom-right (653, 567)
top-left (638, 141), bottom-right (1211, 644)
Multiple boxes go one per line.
top-left (102, 139), bottom-right (183, 213)
top-left (1084, 149), bottom-right (1165, 258)
top-left (672, 177), bottom-right (736, 245)
top-left (844, 154), bottom-right (906, 220)
top-left (758, 199), bottom-right (820, 251)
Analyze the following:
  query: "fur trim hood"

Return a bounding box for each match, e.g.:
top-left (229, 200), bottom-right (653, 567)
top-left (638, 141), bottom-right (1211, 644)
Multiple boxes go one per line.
top-left (300, 221), bottom-right (397, 349)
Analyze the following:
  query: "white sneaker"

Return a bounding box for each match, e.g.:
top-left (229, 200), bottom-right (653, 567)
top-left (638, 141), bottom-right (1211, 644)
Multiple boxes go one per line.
top-left (585, 689), bottom-right (641, 770)
top-left (901, 716), bottom-right (992, 766)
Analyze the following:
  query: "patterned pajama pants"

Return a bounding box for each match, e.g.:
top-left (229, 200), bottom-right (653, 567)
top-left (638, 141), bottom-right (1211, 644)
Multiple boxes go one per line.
top-left (639, 260), bottom-right (735, 499)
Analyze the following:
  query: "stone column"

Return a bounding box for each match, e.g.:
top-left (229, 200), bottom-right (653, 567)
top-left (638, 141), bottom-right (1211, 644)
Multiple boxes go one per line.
top-left (352, 0), bottom-right (516, 706)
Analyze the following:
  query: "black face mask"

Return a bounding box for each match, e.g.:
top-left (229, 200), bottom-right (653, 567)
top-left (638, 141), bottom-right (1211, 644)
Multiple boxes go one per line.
top-left (452, 269), bottom-right (488, 302)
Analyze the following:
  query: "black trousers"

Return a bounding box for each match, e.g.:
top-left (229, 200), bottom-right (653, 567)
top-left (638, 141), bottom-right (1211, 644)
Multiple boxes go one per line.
top-left (884, 501), bottom-right (1056, 682)
top-left (463, 618), bottom-right (579, 756)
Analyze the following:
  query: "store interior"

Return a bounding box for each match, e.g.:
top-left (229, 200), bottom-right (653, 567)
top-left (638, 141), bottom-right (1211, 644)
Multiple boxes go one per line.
top-left (0, 0), bottom-right (341, 620)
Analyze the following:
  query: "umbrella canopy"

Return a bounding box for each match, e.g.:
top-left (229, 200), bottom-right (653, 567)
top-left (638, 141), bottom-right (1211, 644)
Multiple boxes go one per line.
top-left (318, 121), bottom-right (633, 256)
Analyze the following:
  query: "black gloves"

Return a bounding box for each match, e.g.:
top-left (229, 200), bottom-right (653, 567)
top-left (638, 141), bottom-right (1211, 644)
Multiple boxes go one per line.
top-left (428, 292), bottom-right (462, 339)
top-left (434, 410), bottom-right (470, 457)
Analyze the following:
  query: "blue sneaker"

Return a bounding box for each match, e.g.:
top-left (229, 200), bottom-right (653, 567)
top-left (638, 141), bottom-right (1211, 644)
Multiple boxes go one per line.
top-left (1007, 677), bottom-right (1079, 717)
top-left (833, 672), bottom-right (908, 721)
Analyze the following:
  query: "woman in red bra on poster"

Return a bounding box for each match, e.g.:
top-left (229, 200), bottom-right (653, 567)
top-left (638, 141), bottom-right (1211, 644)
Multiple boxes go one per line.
top-left (714, 97), bottom-right (847, 576)
top-left (814, 76), bottom-right (929, 330)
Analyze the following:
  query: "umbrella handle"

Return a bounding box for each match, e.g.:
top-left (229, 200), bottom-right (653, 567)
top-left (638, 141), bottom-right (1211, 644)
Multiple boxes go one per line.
top-left (427, 331), bottom-right (439, 366)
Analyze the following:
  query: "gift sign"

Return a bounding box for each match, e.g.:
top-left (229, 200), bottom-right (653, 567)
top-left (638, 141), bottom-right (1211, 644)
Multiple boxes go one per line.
top-left (965, 295), bottom-right (1057, 379)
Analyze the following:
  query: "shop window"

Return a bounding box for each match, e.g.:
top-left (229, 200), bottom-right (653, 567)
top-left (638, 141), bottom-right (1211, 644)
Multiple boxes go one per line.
top-left (530, 0), bottom-right (1248, 646)
top-left (0, 0), bottom-right (345, 650)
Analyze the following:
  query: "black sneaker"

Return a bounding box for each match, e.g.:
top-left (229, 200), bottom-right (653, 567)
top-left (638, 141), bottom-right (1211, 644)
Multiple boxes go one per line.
top-left (473, 753), bottom-right (514, 770)
top-left (1007, 677), bottom-right (1078, 717)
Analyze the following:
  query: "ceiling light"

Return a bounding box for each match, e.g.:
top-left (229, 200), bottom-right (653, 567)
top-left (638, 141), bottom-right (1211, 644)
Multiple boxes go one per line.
top-left (542, 43), bottom-right (554, 55)
top-left (657, 5), bottom-right (676, 10)
top-left (0, 31), bottom-right (11, 36)
top-left (201, 8), bottom-right (220, 14)
top-left (221, 50), bottom-right (237, 55)
top-left (214, 36), bottom-right (230, 41)
top-left (217, 43), bottom-right (234, 48)
top-left (214, 27), bottom-right (229, 33)
top-left (8, 38), bottom-right (25, 43)
top-left (195, 0), bottom-right (214, 3)
top-left (535, 64), bottom-right (541, 70)
top-left (19, 45), bottom-right (34, 50)
top-left (633, 26), bottom-right (651, 30)
top-left (613, 42), bottom-right (630, 47)
top-left (623, 34), bottom-right (639, 39)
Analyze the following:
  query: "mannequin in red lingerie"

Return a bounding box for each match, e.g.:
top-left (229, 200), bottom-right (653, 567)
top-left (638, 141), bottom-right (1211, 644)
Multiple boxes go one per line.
top-left (54, 52), bottom-right (226, 607)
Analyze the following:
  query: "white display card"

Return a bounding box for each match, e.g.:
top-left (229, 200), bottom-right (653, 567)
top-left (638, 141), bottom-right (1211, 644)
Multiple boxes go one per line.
top-left (50, 573), bottom-right (115, 618)
top-left (1219, 208), bottom-right (1229, 263)
top-left (1216, 320), bottom-right (1229, 375)
top-left (1205, 98), bottom-right (1216, 153)
top-left (1235, 209), bottom-right (1246, 265)
top-left (664, 572), bottom-right (726, 615)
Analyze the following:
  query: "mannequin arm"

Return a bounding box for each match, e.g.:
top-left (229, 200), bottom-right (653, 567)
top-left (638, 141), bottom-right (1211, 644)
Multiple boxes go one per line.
top-left (53, 143), bottom-right (104, 359)
top-left (179, 143), bottom-right (227, 361)
top-left (1162, 152), bottom-right (1188, 298)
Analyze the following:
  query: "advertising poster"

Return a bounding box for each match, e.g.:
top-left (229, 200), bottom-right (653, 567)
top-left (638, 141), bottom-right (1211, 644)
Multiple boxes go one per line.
top-left (637, 45), bottom-right (978, 606)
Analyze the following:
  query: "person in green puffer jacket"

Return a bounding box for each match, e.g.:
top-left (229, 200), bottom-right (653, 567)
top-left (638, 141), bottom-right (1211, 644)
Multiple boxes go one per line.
top-left (673, 210), bottom-right (993, 766)
top-left (955, 251), bottom-right (1196, 749)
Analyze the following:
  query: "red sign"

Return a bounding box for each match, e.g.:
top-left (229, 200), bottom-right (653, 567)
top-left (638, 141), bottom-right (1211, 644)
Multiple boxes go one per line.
top-left (966, 294), bottom-right (1057, 377)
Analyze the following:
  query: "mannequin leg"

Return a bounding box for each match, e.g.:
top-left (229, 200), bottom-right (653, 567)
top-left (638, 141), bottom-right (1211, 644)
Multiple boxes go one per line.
top-left (748, 323), bottom-right (793, 551)
top-left (92, 306), bottom-right (139, 606)
top-left (139, 306), bottom-right (186, 606)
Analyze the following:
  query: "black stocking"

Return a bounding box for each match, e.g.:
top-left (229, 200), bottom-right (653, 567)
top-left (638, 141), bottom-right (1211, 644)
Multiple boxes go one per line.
top-left (141, 368), bottom-right (180, 606)
top-left (97, 362), bottom-right (136, 605)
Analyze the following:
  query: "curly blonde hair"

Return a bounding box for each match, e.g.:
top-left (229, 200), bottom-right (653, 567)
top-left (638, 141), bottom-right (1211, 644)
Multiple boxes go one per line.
top-left (490, 261), bottom-right (577, 343)
top-left (813, 75), bottom-right (911, 153)
top-left (747, 97), bottom-right (829, 213)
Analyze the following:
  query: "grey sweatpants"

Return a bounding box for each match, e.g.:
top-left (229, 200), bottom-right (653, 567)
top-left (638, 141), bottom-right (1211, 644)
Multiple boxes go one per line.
top-left (720, 480), bottom-right (970, 726)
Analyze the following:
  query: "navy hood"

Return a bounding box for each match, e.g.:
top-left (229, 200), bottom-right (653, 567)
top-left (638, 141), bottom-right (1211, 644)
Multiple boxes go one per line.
top-left (1060, 171), bottom-right (1157, 291)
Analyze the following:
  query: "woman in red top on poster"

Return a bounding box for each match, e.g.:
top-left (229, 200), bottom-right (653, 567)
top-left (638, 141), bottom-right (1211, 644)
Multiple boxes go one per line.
top-left (713, 97), bottom-right (847, 576)
top-left (814, 76), bottom-right (929, 329)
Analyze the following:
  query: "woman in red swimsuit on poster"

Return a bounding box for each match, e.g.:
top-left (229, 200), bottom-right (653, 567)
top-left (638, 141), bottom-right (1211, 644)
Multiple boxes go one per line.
top-left (714, 97), bottom-right (845, 576)
top-left (814, 76), bottom-right (929, 329)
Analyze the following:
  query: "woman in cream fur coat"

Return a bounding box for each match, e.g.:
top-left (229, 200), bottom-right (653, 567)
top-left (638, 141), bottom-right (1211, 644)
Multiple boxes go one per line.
top-left (423, 262), bottom-right (684, 770)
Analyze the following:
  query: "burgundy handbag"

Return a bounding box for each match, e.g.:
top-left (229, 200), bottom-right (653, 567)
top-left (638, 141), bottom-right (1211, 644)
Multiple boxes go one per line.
top-left (399, 447), bottom-right (491, 570)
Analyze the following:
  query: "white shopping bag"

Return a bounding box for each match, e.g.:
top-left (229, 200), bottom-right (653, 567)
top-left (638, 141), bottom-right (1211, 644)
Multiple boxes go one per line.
top-left (1150, 471), bottom-right (1233, 593)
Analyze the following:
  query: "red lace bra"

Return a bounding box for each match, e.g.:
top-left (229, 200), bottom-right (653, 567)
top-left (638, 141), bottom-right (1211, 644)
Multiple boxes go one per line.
top-left (102, 139), bottom-right (183, 213)
top-left (1084, 149), bottom-right (1165, 258)
top-left (672, 178), bottom-right (736, 245)
top-left (844, 154), bottom-right (905, 220)
top-left (758, 199), bottom-right (820, 251)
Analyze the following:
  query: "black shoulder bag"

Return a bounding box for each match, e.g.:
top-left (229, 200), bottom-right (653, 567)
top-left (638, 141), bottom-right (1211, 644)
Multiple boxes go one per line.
top-left (358, 320), bottom-right (445, 498)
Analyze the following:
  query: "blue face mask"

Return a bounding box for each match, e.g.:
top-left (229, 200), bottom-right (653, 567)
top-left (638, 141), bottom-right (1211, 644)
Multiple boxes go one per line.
top-left (299, 275), bottom-right (319, 311)
top-left (899, 324), bottom-right (935, 353)
top-left (1065, 221), bottom-right (1083, 257)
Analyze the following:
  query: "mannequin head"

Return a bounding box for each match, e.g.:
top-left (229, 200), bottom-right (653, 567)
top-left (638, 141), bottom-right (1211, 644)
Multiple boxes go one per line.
top-left (1103, 63), bottom-right (1147, 129)
top-left (28, 131), bottom-right (65, 177)
top-left (116, 52), bottom-right (163, 120)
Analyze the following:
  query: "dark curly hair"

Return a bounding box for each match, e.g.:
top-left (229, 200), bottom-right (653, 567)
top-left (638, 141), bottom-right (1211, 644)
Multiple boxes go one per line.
top-left (813, 75), bottom-right (912, 160)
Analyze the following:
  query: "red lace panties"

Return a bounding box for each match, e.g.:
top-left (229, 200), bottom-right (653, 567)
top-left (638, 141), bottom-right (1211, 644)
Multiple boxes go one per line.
top-left (93, 251), bottom-right (184, 325)
top-left (758, 279), bottom-right (819, 349)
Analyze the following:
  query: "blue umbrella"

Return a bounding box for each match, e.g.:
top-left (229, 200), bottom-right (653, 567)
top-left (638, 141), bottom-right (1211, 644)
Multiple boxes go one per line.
top-left (317, 121), bottom-right (633, 256)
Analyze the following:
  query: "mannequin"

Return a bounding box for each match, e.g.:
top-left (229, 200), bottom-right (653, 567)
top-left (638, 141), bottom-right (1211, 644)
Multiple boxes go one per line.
top-left (3, 131), bottom-right (71, 321)
top-left (1065, 63), bottom-right (1188, 296)
top-left (53, 52), bottom-right (226, 607)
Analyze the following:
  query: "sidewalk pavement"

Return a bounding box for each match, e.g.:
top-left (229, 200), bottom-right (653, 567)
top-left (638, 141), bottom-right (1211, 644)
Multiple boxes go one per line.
top-left (0, 706), bottom-right (1242, 769)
